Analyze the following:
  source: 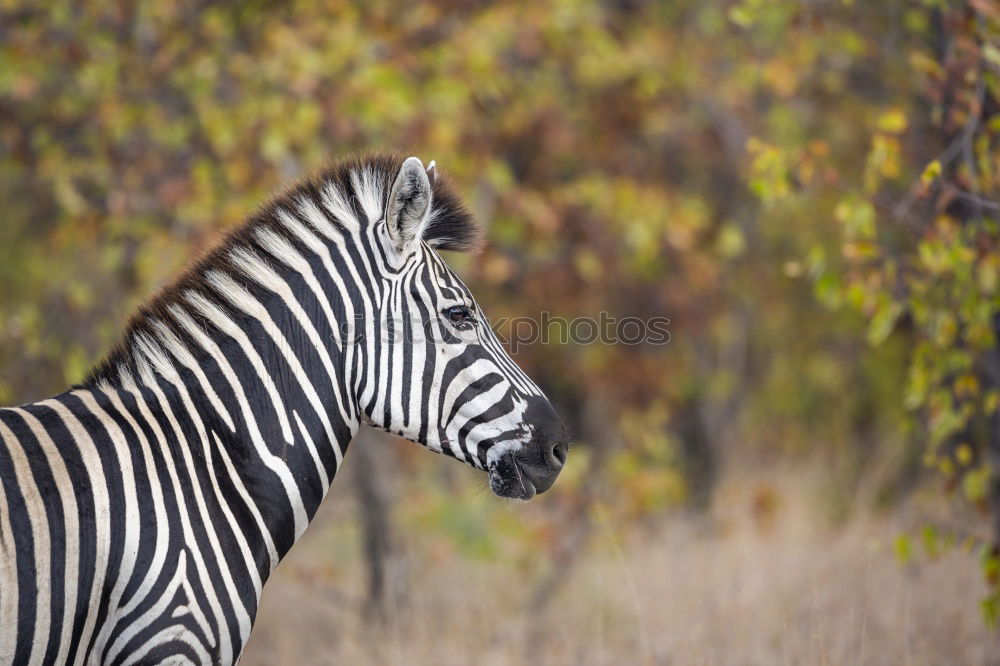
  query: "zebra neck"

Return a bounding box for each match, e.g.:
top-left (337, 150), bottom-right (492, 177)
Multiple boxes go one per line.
top-left (84, 239), bottom-right (372, 569)
top-left (143, 366), bottom-right (353, 543)
top-left (96, 328), bottom-right (355, 566)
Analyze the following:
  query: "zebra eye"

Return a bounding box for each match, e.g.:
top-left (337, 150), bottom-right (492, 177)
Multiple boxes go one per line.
top-left (444, 305), bottom-right (471, 323)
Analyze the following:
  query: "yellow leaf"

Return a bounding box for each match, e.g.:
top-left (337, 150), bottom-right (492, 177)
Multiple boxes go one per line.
top-left (985, 390), bottom-right (1000, 414)
top-left (955, 374), bottom-right (980, 398)
top-left (921, 159), bottom-right (942, 185)
top-left (877, 108), bottom-right (908, 133)
top-left (717, 224), bottom-right (746, 258)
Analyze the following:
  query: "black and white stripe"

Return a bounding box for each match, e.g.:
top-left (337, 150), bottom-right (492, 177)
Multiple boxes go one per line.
top-left (0, 154), bottom-right (567, 664)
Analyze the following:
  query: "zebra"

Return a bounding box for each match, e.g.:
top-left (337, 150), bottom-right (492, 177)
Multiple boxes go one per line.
top-left (0, 153), bottom-right (568, 665)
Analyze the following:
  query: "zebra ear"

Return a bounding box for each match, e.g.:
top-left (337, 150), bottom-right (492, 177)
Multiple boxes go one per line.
top-left (385, 156), bottom-right (432, 253)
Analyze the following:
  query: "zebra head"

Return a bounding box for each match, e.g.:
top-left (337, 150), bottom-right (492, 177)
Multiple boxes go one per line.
top-left (360, 157), bottom-right (567, 500)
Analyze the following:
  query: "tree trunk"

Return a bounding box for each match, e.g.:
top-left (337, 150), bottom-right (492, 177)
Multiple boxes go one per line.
top-left (989, 314), bottom-right (1000, 551)
top-left (350, 427), bottom-right (405, 621)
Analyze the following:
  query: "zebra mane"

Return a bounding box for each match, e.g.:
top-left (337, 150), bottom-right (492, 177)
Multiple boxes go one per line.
top-left (80, 152), bottom-right (479, 389)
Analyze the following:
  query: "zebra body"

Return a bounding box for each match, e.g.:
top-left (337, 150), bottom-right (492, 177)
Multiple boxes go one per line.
top-left (0, 155), bottom-right (567, 664)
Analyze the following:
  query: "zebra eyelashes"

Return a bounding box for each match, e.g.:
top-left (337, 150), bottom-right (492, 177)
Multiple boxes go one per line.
top-left (442, 305), bottom-right (476, 329)
top-left (444, 305), bottom-right (471, 322)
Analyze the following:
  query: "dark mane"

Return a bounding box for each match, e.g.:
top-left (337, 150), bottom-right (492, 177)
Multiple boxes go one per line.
top-left (81, 152), bottom-right (479, 388)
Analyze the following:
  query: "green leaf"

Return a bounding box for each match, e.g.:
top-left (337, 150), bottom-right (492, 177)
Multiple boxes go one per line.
top-left (962, 466), bottom-right (990, 502)
top-left (868, 300), bottom-right (904, 346)
top-left (981, 594), bottom-right (999, 630)
top-left (894, 534), bottom-right (912, 563)
top-left (921, 525), bottom-right (939, 558)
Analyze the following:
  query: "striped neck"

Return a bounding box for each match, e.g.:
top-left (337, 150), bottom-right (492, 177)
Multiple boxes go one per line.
top-left (87, 212), bottom-right (367, 564)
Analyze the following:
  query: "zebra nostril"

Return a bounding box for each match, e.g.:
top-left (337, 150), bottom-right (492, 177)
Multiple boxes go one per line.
top-left (549, 441), bottom-right (567, 469)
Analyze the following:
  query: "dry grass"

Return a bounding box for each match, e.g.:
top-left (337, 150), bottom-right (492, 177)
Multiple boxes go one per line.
top-left (242, 465), bottom-right (999, 666)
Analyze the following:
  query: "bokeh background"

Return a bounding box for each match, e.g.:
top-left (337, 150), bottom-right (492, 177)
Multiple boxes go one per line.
top-left (3, 0), bottom-right (1000, 663)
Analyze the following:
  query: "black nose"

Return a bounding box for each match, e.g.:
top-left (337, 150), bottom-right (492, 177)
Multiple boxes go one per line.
top-left (516, 396), bottom-right (568, 494)
top-left (549, 440), bottom-right (568, 467)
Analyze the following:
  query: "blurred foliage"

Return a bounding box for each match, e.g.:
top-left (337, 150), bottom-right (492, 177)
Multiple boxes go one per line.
top-left (2, 0), bottom-right (999, 614)
top-left (751, 0), bottom-right (1000, 614)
